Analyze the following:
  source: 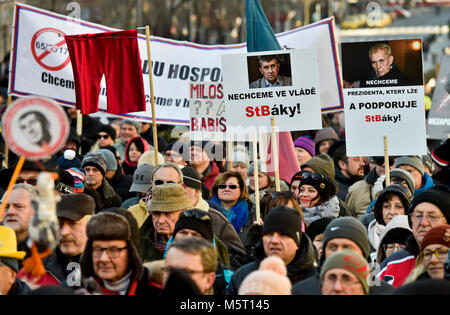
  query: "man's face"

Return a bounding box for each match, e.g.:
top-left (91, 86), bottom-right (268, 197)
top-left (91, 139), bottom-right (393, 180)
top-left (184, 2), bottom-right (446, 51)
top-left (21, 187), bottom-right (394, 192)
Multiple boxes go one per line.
top-left (324, 238), bottom-right (364, 259)
top-left (232, 163), bottom-right (248, 180)
top-left (248, 173), bottom-right (269, 191)
top-left (19, 113), bottom-right (43, 144)
top-left (17, 170), bottom-right (40, 187)
top-left (119, 123), bottom-right (138, 143)
top-left (0, 265), bottom-right (16, 295)
top-left (263, 231), bottom-right (299, 265)
top-left (2, 188), bottom-right (35, 237)
top-left (340, 156), bottom-right (365, 179)
top-left (321, 268), bottom-right (365, 295)
top-left (92, 240), bottom-right (129, 282)
top-left (174, 228), bottom-right (203, 240)
top-left (410, 202), bottom-right (447, 245)
top-left (370, 48), bottom-right (393, 78)
top-left (183, 186), bottom-right (200, 207)
top-left (58, 216), bottom-right (89, 257)
top-left (164, 150), bottom-right (187, 166)
top-left (84, 166), bottom-right (103, 189)
top-left (259, 58), bottom-right (280, 84)
top-left (151, 210), bottom-right (182, 241)
top-left (164, 247), bottom-right (215, 294)
top-left (189, 146), bottom-right (209, 166)
top-left (397, 164), bottom-right (422, 189)
top-left (152, 167), bottom-right (181, 189)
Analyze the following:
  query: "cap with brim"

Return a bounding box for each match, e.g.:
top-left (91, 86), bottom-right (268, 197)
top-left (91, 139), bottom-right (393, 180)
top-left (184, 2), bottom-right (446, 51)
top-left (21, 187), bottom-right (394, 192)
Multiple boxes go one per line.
top-left (130, 164), bottom-right (154, 193)
top-left (0, 257), bottom-right (20, 272)
top-left (57, 194), bottom-right (96, 221)
top-left (0, 226), bottom-right (26, 260)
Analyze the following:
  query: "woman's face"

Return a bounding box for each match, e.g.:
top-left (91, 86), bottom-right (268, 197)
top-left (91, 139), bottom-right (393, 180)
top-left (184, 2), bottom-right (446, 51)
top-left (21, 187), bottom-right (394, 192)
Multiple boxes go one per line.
top-left (248, 173), bottom-right (270, 191)
top-left (295, 147), bottom-right (312, 167)
top-left (423, 244), bottom-right (449, 280)
top-left (218, 177), bottom-right (241, 204)
top-left (381, 194), bottom-right (405, 225)
top-left (299, 184), bottom-right (320, 207)
top-left (128, 142), bottom-right (142, 163)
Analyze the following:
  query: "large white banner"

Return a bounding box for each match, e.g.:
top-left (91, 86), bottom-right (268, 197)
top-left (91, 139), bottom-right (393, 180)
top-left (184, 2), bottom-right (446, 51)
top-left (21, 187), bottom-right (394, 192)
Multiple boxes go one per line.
top-left (9, 3), bottom-right (343, 125)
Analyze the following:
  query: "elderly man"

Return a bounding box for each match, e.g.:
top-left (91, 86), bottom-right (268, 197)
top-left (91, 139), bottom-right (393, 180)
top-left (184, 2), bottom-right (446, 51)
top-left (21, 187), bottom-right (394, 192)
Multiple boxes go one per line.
top-left (1, 184), bottom-right (39, 262)
top-left (226, 205), bottom-right (316, 295)
top-left (394, 155), bottom-right (434, 196)
top-left (139, 183), bottom-right (193, 263)
top-left (17, 193), bottom-right (95, 287)
top-left (81, 152), bottom-right (122, 209)
top-left (113, 119), bottom-right (141, 161)
top-left (378, 185), bottom-right (450, 288)
top-left (249, 54), bottom-right (292, 88)
top-left (0, 226), bottom-right (30, 295)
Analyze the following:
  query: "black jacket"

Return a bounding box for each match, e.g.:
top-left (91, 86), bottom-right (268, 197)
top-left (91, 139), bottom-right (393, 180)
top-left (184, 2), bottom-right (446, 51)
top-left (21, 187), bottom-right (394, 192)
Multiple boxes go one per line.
top-left (225, 233), bottom-right (317, 295)
top-left (8, 279), bottom-right (31, 295)
top-left (139, 215), bottom-right (165, 263)
top-left (96, 178), bottom-right (123, 209)
top-left (42, 247), bottom-right (82, 287)
top-left (335, 166), bottom-right (360, 201)
top-left (109, 165), bottom-right (134, 202)
top-left (360, 64), bottom-right (412, 88)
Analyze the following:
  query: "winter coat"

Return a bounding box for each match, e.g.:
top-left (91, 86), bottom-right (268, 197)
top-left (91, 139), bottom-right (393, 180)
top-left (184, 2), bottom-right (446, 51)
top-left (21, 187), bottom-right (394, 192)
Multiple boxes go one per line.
top-left (376, 215), bottom-right (412, 265)
top-left (96, 178), bottom-right (123, 209)
top-left (346, 168), bottom-right (379, 218)
top-left (415, 172), bottom-right (435, 196)
top-left (302, 195), bottom-right (341, 226)
top-left (128, 198), bottom-right (148, 228)
top-left (7, 279), bottom-right (31, 295)
top-left (225, 233), bottom-right (317, 295)
top-left (122, 137), bottom-right (152, 176)
top-left (121, 195), bottom-right (140, 209)
top-left (139, 215), bottom-right (166, 263)
top-left (108, 164), bottom-right (134, 202)
top-left (140, 127), bottom-right (167, 154)
top-left (334, 166), bottom-right (360, 201)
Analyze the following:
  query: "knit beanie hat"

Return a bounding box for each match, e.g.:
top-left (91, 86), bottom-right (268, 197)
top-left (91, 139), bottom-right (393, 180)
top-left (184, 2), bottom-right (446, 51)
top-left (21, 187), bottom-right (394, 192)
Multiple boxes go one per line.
top-left (422, 155), bottom-right (434, 173)
top-left (173, 209), bottom-right (213, 242)
top-left (149, 183), bottom-right (193, 213)
top-left (238, 256), bottom-right (292, 295)
top-left (431, 139), bottom-right (450, 168)
top-left (394, 155), bottom-right (424, 176)
top-left (314, 127), bottom-right (339, 145)
top-left (263, 205), bottom-right (302, 246)
top-left (299, 171), bottom-right (336, 202)
top-left (306, 217), bottom-right (334, 242)
top-left (81, 152), bottom-right (107, 176)
top-left (294, 136), bottom-right (315, 157)
top-left (66, 167), bottom-right (86, 193)
top-left (373, 184), bottom-right (413, 225)
top-left (322, 217), bottom-right (370, 259)
top-left (97, 149), bottom-right (118, 171)
top-left (389, 168), bottom-right (416, 195)
top-left (408, 185), bottom-right (450, 224)
top-left (97, 124), bottom-right (116, 141)
top-left (57, 149), bottom-right (82, 170)
top-left (55, 169), bottom-right (75, 194)
top-left (320, 249), bottom-right (370, 294)
top-left (302, 154), bottom-right (335, 180)
top-left (420, 224), bottom-right (450, 252)
top-left (247, 160), bottom-right (271, 179)
top-left (86, 212), bottom-right (131, 241)
top-left (181, 166), bottom-right (203, 191)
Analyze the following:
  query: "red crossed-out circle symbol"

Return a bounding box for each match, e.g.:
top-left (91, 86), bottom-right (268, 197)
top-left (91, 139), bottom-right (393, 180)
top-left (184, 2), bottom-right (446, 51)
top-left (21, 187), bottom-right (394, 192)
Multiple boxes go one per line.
top-left (31, 28), bottom-right (71, 71)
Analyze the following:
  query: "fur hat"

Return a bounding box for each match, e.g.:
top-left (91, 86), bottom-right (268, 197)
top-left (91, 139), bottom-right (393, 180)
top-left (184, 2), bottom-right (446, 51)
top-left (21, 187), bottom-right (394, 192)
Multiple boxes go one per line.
top-left (394, 155), bottom-right (424, 176)
top-left (149, 183), bottom-right (193, 212)
top-left (86, 212), bottom-right (131, 241)
top-left (263, 205), bottom-right (302, 246)
top-left (81, 152), bottom-right (107, 176)
top-left (373, 184), bottom-right (413, 225)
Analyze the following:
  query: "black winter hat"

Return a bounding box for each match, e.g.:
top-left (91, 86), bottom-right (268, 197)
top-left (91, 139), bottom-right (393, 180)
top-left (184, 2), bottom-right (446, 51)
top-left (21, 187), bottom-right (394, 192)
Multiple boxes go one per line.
top-left (263, 205), bottom-right (302, 246)
top-left (173, 209), bottom-right (213, 242)
top-left (57, 193), bottom-right (95, 221)
top-left (299, 171), bottom-right (336, 202)
top-left (97, 124), bottom-right (116, 141)
top-left (181, 166), bottom-right (203, 191)
top-left (374, 184), bottom-right (413, 225)
top-left (306, 217), bottom-right (334, 242)
top-left (408, 185), bottom-right (450, 227)
top-left (431, 138), bottom-right (450, 168)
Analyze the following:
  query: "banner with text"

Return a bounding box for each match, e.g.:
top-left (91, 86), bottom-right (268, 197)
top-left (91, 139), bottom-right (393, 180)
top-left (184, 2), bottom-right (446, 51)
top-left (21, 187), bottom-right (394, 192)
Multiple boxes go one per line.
top-left (341, 39), bottom-right (427, 156)
top-left (9, 4), bottom-right (343, 125)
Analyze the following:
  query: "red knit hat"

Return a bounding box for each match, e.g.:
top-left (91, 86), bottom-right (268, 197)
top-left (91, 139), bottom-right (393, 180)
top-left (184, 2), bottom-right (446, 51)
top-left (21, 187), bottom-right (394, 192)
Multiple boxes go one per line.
top-left (420, 224), bottom-right (450, 252)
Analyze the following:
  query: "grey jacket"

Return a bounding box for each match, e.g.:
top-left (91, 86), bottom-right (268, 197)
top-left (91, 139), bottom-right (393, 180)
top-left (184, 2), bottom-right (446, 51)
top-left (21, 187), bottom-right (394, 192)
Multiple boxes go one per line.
top-left (249, 75), bottom-right (292, 88)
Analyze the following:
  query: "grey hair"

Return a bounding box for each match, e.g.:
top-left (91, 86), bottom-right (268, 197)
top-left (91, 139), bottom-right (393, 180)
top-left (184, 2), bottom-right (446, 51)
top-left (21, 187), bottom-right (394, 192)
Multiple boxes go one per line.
top-left (151, 162), bottom-right (183, 183)
top-left (368, 43), bottom-right (392, 58)
top-left (12, 183), bottom-right (40, 201)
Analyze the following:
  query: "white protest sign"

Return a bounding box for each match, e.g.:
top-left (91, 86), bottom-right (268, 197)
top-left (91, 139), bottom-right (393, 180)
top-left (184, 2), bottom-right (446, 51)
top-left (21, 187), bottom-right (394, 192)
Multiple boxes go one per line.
top-left (221, 49), bottom-right (322, 135)
top-left (9, 4), bottom-right (343, 126)
top-left (189, 82), bottom-right (226, 141)
top-left (341, 39), bottom-right (427, 156)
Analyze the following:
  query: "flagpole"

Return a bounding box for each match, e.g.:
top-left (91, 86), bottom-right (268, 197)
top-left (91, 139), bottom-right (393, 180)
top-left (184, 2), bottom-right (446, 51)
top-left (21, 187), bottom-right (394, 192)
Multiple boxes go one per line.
top-left (227, 141), bottom-right (233, 171)
top-left (252, 134), bottom-right (260, 224)
top-left (4, 95), bottom-right (13, 167)
top-left (76, 110), bottom-right (82, 155)
top-left (145, 26), bottom-right (159, 164)
top-left (271, 117), bottom-right (280, 192)
top-left (384, 135), bottom-right (390, 187)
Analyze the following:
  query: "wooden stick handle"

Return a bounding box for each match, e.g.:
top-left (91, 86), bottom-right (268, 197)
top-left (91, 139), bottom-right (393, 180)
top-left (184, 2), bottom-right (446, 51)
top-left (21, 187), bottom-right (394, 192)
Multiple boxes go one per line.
top-left (252, 134), bottom-right (260, 224)
top-left (271, 117), bottom-right (280, 192)
top-left (384, 135), bottom-right (390, 187)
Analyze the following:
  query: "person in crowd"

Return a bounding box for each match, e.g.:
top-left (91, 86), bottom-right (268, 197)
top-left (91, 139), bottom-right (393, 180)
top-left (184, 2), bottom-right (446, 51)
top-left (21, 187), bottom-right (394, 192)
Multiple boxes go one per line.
top-left (314, 127), bottom-right (339, 155)
top-left (366, 185), bottom-right (413, 262)
top-left (378, 185), bottom-right (450, 287)
top-left (226, 205), bottom-right (316, 295)
top-left (81, 152), bottom-right (122, 209)
top-left (320, 249), bottom-right (370, 295)
top-left (163, 141), bottom-right (188, 168)
top-left (80, 212), bottom-right (162, 295)
top-left (163, 236), bottom-right (217, 295)
top-left (430, 138), bottom-right (449, 187)
top-left (65, 107), bottom-right (103, 155)
top-left (18, 193), bottom-right (95, 287)
top-left (422, 155), bottom-right (434, 176)
top-left (305, 217), bottom-right (334, 261)
top-left (89, 124), bottom-right (117, 153)
top-left (238, 256), bottom-right (292, 295)
top-left (137, 150), bottom-right (164, 168)
top-left (376, 215), bottom-right (413, 265)
top-left (113, 119), bottom-right (141, 161)
top-left (293, 136), bottom-right (315, 168)
top-left (0, 226), bottom-right (30, 295)
top-left (123, 164), bottom-right (154, 219)
top-left (231, 144), bottom-right (250, 183)
top-left (404, 225), bottom-right (450, 284)
top-left (210, 171), bottom-right (256, 247)
top-left (122, 136), bottom-right (151, 176)
top-left (394, 155), bottom-right (434, 195)
top-left (97, 148), bottom-right (134, 202)
top-left (139, 183), bottom-right (192, 262)
top-left (189, 141), bottom-right (222, 190)
top-left (139, 121), bottom-right (167, 154)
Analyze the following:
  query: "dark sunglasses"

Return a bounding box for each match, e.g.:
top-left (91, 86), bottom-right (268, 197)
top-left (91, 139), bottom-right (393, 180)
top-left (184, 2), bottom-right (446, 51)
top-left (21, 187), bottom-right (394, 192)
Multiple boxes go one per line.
top-left (182, 210), bottom-right (211, 221)
top-left (97, 134), bottom-right (110, 140)
top-left (218, 184), bottom-right (239, 190)
top-left (301, 171), bottom-right (323, 181)
top-left (16, 178), bottom-right (38, 185)
top-left (271, 191), bottom-right (295, 199)
top-left (153, 180), bottom-right (177, 186)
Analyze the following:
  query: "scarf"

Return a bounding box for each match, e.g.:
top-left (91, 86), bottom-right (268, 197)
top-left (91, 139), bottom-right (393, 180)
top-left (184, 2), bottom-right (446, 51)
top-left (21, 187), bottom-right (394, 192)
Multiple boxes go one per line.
top-left (103, 270), bottom-right (133, 295)
top-left (211, 195), bottom-right (249, 232)
top-left (302, 195), bottom-right (340, 226)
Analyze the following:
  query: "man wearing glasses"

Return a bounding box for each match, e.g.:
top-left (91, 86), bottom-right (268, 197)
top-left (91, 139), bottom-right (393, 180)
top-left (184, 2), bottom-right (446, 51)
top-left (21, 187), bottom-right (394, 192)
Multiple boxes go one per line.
top-left (377, 185), bottom-right (450, 287)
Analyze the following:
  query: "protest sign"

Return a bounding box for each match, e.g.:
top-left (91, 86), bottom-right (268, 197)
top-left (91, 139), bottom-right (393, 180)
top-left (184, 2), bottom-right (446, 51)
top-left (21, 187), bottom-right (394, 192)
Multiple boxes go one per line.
top-left (427, 55), bottom-right (450, 139)
top-left (342, 39), bottom-right (427, 156)
top-left (9, 4), bottom-right (342, 125)
top-left (189, 82), bottom-right (226, 141)
top-left (221, 49), bottom-right (322, 136)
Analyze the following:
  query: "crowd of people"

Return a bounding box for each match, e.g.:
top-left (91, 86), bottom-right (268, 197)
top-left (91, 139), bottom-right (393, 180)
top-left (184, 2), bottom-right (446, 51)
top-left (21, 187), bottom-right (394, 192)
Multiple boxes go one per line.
top-left (0, 108), bottom-right (449, 296)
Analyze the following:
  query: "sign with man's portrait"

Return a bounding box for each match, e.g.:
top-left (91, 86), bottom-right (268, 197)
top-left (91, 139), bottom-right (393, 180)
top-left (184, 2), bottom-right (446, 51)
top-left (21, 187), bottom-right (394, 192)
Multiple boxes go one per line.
top-left (2, 96), bottom-right (69, 159)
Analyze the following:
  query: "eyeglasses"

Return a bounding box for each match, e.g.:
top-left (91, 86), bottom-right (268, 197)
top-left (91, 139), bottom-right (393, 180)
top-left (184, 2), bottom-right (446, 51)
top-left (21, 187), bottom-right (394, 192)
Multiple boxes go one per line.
top-left (16, 178), bottom-right (38, 185)
top-left (164, 152), bottom-right (181, 159)
top-left (409, 212), bottom-right (444, 223)
top-left (422, 248), bottom-right (449, 261)
top-left (323, 273), bottom-right (363, 288)
top-left (383, 243), bottom-right (406, 254)
top-left (153, 180), bottom-right (178, 186)
top-left (97, 134), bottom-right (110, 140)
top-left (161, 266), bottom-right (206, 276)
top-left (271, 191), bottom-right (295, 199)
top-left (182, 210), bottom-right (211, 221)
top-left (218, 184), bottom-right (239, 190)
top-left (92, 246), bottom-right (127, 258)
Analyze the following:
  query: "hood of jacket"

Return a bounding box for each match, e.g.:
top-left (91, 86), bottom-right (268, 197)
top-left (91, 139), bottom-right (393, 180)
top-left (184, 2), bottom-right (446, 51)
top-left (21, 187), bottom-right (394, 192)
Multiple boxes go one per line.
top-left (124, 136), bottom-right (151, 168)
top-left (376, 215), bottom-right (412, 263)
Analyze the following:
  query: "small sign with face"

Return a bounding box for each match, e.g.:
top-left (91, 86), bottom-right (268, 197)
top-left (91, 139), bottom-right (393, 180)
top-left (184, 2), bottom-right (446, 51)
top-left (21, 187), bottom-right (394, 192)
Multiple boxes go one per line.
top-left (2, 96), bottom-right (69, 160)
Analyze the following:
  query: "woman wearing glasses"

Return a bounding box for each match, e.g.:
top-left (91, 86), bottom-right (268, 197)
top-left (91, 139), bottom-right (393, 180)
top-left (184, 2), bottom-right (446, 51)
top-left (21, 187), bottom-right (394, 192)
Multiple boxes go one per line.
top-left (376, 215), bottom-right (413, 265)
top-left (404, 225), bottom-right (450, 284)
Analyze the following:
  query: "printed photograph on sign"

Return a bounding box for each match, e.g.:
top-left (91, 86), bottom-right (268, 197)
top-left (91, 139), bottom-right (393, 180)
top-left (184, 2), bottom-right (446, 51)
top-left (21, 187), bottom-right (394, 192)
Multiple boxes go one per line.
top-left (341, 39), bottom-right (423, 89)
top-left (247, 53), bottom-right (292, 89)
